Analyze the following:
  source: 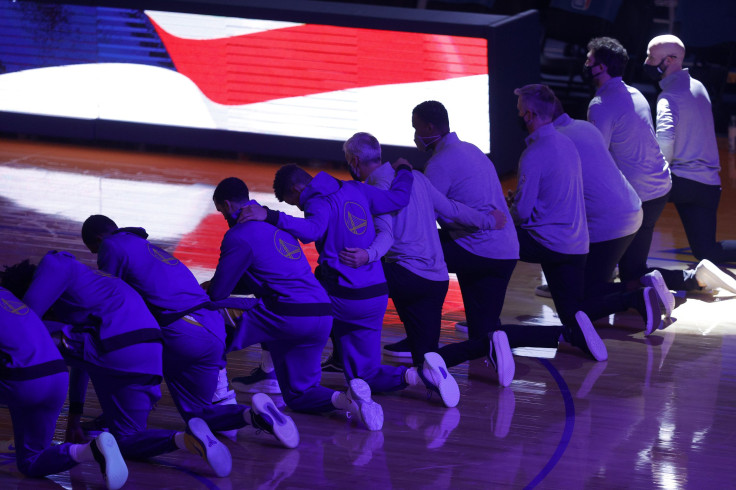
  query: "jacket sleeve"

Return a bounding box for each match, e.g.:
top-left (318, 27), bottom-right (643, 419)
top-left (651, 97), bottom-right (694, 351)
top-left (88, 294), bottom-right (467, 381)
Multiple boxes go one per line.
top-left (265, 199), bottom-right (329, 244)
top-left (207, 233), bottom-right (255, 301)
top-left (23, 253), bottom-right (72, 318)
top-left (361, 167), bottom-right (414, 214)
top-left (428, 181), bottom-right (496, 230)
top-left (655, 96), bottom-right (676, 164)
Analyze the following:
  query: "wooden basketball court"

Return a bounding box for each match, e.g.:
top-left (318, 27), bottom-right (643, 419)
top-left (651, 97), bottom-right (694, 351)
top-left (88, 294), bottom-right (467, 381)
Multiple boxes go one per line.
top-left (1, 135), bottom-right (735, 489)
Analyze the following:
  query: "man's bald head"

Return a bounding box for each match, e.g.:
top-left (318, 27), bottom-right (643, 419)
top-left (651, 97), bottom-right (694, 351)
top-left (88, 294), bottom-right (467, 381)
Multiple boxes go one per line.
top-left (645, 35), bottom-right (685, 78)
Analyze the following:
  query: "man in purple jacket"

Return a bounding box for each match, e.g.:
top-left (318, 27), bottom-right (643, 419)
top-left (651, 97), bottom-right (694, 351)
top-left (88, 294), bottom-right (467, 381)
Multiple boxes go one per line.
top-left (1, 253), bottom-right (232, 478)
top-left (208, 177), bottom-right (385, 431)
top-left (238, 164), bottom-right (461, 408)
top-left (0, 284), bottom-right (127, 489)
top-left (81, 215), bottom-right (298, 448)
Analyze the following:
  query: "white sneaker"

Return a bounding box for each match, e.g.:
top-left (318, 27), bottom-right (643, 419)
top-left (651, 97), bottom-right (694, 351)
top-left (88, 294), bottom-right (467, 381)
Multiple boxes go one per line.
top-left (489, 331), bottom-right (515, 387)
top-left (695, 259), bottom-right (736, 294)
top-left (534, 284), bottom-right (552, 298)
top-left (90, 432), bottom-right (128, 490)
top-left (346, 378), bottom-right (384, 431)
top-left (573, 311), bottom-right (608, 362)
top-left (419, 352), bottom-right (460, 408)
top-left (249, 393), bottom-right (299, 448)
top-left (641, 270), bottom-right (675, 318)
top-left (185, 417), bottom-right (232, 477)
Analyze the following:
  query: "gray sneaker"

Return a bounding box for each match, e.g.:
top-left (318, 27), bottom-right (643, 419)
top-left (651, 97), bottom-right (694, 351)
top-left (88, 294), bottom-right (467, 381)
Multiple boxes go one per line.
top-left (641, 270), bottom-right (675, 319)
top-left (695, 259), bottom-right (736, 294)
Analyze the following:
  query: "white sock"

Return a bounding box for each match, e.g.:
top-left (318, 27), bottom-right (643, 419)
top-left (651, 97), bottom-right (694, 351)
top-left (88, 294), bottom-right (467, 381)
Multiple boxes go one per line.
top-left (404, 367), bottom-right (421, 386)
top-left (174, 431), bottom-right (187, 450)
top-left (69, 442), bottom-right (93, 463)
top-left (261, 350), bottom-right (274, 373)
top-left (217, 368), bottom-right (229, 391)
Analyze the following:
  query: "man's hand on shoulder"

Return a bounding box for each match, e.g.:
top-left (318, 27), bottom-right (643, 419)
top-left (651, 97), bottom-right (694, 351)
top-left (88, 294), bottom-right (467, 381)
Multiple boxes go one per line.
top-left (391, 157), bottom-right (413, 172)
top-left (237, 204), bottom-right (267, 223)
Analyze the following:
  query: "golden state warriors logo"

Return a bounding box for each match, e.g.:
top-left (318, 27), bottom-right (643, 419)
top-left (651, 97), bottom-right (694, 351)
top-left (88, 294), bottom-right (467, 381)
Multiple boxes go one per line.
top-left (147, 243), bottom-right (179, 266)
top-left (273, 230), bottom-right (302, 260)
top-left (343, 201), bottom-right (367, 235)
top-left (1, 298), bottom-right (29, 316)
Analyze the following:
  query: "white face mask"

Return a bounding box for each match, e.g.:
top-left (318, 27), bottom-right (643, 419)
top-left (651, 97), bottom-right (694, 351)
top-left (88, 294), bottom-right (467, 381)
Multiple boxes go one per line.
top-left (414, 133), bottom-right (441, 152)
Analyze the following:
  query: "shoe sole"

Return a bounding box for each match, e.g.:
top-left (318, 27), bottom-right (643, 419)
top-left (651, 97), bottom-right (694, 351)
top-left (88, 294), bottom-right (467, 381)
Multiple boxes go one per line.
top-left (643, 287), bottom-right (663, 336)
top-left (95, 432), bottom-right (128, 490)
top-left (697, 260), bottom-right (736, 294)
top-left (382, 349), bottom-right (413, 359)
top-left (643, 270), bottom-right (675, 319)
top-left (492, 331), bottom-right (515, 387)
top-left (186, 417), bottom-right (232, 477)
top-left (251, 393), bottom-right (299, 449)
top-left (348, 379), bottom-right (384, 431)
top-left (422, 352), bottom-right (460, 408)
top-left (232, 378), bottom-right (281, 394)
top-left (575, 311), bottom-right (608, 362)
top-left (454, 322), bottom-right (468, 333)
top-left (534, 286), bottom-right (552, 298)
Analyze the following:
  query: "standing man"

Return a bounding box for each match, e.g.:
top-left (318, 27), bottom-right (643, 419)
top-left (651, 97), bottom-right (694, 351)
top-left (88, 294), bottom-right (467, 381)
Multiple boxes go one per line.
top-left (238, 164), bottom-right (461, 407)
top-left (585, 37), bottom-right (672, 290)
top-left (510, 85), bottom-right (607, 362)
top-left (337, 132), bottom-right (511, 379)
top-left (643, 34), bottom-right (736, 293)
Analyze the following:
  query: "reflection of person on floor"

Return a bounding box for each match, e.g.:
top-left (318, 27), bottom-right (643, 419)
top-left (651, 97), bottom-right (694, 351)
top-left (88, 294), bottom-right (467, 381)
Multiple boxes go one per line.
top-left (237, 164), bottom-right (461, 408)
top-left (0, 285), bottom-right (127, 489)
top-left (338, 132), bottom-right (506, 369)
top-left (508, 84), bottom-right (607, 363)
top-left (80, 215), bottom-right (296, 447)
top-left (1, 254), bottom-right (232, 478)
top-left (208, 177), bottom-right (385, 431)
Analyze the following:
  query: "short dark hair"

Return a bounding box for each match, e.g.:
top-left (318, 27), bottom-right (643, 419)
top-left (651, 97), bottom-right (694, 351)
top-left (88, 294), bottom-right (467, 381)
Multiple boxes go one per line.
top-left (0, 259), bottom-right (37, 299)
top-left (81, 215), bottom-right (118, 250)
top-left (587, 37), bottom-right (628, 77)
top-left (213, 177), bottom-right (250, 205)
top-left (412, 100), bottom-right (450, 132)
top-left (273, 164), bottom-right (312, 202)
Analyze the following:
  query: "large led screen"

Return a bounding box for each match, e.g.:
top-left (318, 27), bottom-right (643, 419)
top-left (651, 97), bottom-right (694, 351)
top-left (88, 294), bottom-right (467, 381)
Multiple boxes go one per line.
top-left (0, 3), bottom-right (491, 152)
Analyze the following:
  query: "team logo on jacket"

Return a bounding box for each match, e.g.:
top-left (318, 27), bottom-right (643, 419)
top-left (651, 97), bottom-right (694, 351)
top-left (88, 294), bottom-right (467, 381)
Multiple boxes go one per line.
top-left (148, 243), bottom-right (180, 265)
top-left (1, 298), bottom-right (29, 316)
top-left (273, 230), bottom-right (302, 260)
top-left (343, 201), bottom-right (367, 235)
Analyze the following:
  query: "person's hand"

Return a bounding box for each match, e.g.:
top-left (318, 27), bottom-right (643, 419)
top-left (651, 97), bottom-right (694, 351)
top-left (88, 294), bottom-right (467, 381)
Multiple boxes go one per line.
top-left (237, 204), bottom-right (267, 223)
top-left (338, 247), bottom-right (370, 268)
top-left (391, 157), bottom-right (412, 171)
top-left (65, 414), bottom-right (90, 444)
top-left (490, 209), bottom-right (507, 230)
top-left (505, 189), bottom-right (515, 208)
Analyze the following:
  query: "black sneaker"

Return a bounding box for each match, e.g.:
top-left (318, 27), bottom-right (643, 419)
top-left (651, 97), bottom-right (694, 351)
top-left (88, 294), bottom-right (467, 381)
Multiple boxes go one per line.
top-left (634, 287), bottom-right (663, 336)
top-left (566, 311), bottom-right (608, 361)
top-left (321, 354), bottom-right (344, 373)
top-left (250, 393), bottom-right (299, 448)
top-left (90, 432), bottom-right (128, 490)
top-left (383, 338), bottom-right (412, 359)
top-left (232, 366), bottom-right (280, 394)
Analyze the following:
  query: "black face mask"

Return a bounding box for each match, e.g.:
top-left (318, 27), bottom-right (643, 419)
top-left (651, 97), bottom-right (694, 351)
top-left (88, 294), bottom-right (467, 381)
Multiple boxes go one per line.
top-left (348, 166), bottom-right (361, 181)
top-left (643, 60), bottom-right (666, 81)
top-left (581, 63), bottom-right (600, 84)
top-left (518, 115), bottom-right (529, 133)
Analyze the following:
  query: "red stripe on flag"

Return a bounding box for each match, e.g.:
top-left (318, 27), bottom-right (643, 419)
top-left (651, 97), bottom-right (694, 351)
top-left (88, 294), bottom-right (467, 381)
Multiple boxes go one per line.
top-left (149, 19), bottom-right (488, 106)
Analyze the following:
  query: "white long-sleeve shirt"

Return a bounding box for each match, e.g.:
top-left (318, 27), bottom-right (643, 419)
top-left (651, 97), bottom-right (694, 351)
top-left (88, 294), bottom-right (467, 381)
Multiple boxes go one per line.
top-left (511, 124), bottom-right (589, 255)
top-left (588, 77), bottom-right (671, 202)
top-left (554, 113), bottom-right (643, 243)
top-left (423, 132), bottom-right (519, 260)
top-left (656, 68), bottom-right (721, 186)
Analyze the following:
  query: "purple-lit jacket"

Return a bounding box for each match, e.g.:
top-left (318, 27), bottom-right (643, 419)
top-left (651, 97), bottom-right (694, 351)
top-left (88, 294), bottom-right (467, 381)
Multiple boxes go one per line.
top-left (265, 168), bottom-right (413, 299)
top-left (0, 287), bottom-right (66, 381)
top-left (23, 251), bottom-right (162, 375)
top-left (98, 228), bottom-right (225, 341)
top-left (208, 203), bottom-right (331, 317)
